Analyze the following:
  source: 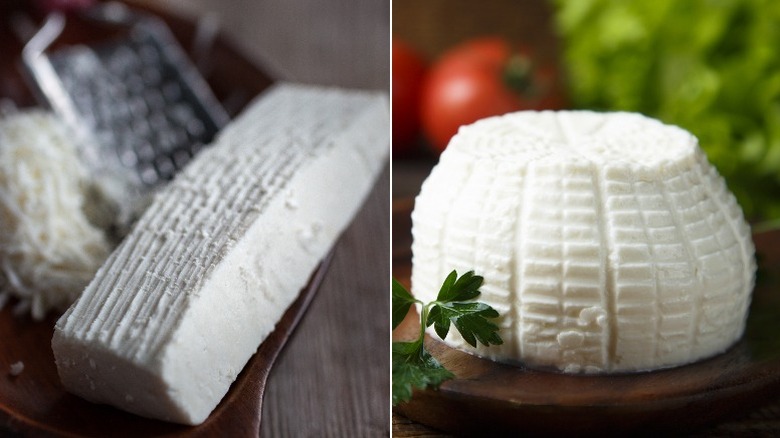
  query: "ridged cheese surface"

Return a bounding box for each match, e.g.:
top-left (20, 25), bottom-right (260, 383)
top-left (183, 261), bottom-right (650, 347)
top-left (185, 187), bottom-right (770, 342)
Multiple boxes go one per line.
top-left (411, 111), bottom-right (755, 373)
top-left (52, 83), bottom-right (388, 424)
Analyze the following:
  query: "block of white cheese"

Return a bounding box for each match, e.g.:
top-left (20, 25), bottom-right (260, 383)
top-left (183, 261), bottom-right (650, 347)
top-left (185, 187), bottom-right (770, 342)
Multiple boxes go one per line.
top-left (411, 111), bottom-right (755, 373)
top-left (52, 83), bottom-right (388, 424)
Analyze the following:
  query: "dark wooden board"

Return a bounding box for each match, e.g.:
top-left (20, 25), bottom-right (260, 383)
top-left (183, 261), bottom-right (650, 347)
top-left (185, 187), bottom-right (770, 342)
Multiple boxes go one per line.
top-left (393, 229), bottom-right (780, 435)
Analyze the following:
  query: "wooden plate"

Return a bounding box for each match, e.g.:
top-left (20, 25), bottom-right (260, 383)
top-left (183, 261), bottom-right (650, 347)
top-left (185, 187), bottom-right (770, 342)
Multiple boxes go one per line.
top-left (393, 229), bottom-right (780, 435)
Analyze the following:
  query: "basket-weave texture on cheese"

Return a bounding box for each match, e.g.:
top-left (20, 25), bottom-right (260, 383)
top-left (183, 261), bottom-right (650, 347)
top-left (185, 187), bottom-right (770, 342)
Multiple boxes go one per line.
top-left (411, 111), bottom-right (755, 373)
top-left (52, 83), bottom-right (388, 424)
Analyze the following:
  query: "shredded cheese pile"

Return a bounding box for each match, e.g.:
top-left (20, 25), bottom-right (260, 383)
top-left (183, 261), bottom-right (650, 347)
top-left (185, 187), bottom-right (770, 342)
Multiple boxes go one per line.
top-left (0, 110), bottom-right (110, 320)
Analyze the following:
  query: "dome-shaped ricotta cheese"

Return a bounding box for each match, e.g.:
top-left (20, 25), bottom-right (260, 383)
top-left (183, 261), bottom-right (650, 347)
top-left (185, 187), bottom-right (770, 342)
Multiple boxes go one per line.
top-left (411, 111), bottom-right (756, 373)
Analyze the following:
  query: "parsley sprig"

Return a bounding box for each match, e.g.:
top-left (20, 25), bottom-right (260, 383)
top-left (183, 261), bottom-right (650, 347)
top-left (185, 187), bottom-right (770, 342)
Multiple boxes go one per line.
top-left (392, 270), bottom-right (503, 406)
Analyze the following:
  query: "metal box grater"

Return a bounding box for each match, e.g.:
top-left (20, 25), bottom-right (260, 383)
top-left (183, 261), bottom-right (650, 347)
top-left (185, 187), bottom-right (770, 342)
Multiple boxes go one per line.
top-left (22, 3), bottom-right (229, 231)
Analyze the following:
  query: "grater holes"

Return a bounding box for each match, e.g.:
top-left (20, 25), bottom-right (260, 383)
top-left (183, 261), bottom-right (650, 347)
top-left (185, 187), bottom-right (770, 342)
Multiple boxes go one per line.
top-left (172, 149), bottom-right (192, 169)
top-left (144, 90), bottom-right (166, 111)
top-left (154, 155), bottom-right (175, 180)
top-left (162, 82), bottom-right (182, 102)
top-left (139, 164), bottom-right (158, 185)
top-left (135, 142), bottom-right (155, 162)
top-left (119, 148), bottom-right (139, 167)
top-left (186, 119), bottom-right (205, 138)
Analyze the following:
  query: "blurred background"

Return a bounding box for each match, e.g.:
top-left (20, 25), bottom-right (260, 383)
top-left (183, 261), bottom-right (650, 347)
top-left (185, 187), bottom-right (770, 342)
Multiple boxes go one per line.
top-left (393, 0), bottom-right (780, 222)
top-left (393, 0), bottom-right (780, 435)
top-left (134, 0), bottom-right (388, 90)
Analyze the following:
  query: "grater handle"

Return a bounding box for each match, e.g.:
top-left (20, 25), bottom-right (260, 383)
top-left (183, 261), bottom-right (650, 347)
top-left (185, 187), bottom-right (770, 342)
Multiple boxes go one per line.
top-left (21, 12), bottom-right (86, 136)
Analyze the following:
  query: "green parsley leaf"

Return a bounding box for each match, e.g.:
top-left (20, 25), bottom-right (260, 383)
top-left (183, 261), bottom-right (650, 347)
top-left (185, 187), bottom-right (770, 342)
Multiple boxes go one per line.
top-left (391, 340), bottom-right (454, 406)
top-left (391, 269), bottom-right (503, 406)
top-left (428, 302), bottom-right (502, 348)
top-left (392, 278), bottom-right (417, 330)
top-left (435, 270), bottom-right (482, 302)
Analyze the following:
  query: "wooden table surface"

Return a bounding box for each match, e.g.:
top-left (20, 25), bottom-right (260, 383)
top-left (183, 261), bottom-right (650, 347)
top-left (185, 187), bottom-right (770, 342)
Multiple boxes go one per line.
top-left (262, 164), bottom-right (388, 437)
top-left (0, 0), bottom-right (390, 436)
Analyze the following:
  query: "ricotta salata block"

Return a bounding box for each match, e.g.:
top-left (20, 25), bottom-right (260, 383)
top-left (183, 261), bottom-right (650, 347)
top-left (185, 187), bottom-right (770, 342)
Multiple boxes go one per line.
top-left (52, 83), bottom-right (388, 424)
top-left (411, 111), bottom-right (755, 373)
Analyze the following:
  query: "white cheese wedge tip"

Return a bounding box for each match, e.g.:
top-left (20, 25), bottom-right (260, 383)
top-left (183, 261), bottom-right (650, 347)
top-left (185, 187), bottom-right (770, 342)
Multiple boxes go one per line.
top-left (52, 83), bottom-right (388, 424)
top-left (411, 111), bottom-right (755, 374)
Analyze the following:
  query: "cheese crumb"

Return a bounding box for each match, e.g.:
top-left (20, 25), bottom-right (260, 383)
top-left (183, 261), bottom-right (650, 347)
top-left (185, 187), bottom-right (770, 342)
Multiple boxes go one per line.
top-left (9, 361), bottom-right (24, 376)
top-left (578, 306), bottom-right (607, 327)
top-left (557, 330), bottom-right (585, 349)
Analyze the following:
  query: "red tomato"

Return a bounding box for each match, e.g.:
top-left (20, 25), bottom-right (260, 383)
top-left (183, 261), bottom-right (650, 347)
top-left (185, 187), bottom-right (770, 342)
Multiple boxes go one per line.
top-left (392, 39), bottom-right (427, 157)
top-left (421, 37), bottom-right (565, 153)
